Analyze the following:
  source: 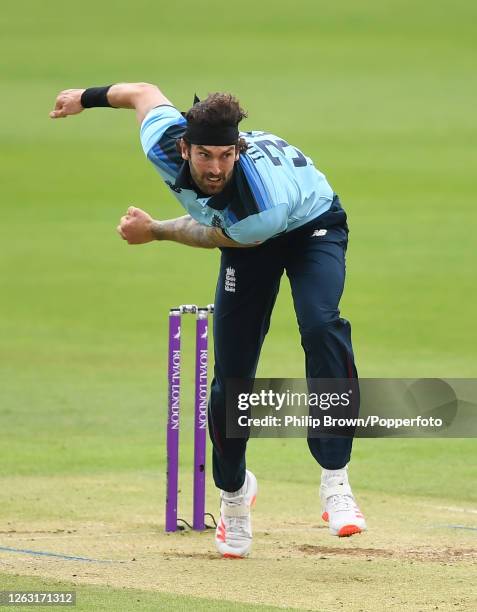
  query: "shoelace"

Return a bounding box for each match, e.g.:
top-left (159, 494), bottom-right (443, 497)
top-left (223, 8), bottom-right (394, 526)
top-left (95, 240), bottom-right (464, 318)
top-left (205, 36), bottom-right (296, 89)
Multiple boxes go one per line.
top-left (221, 493), bottom-right (251, 540)
top-left (323, 476), bottom-right (356, 513)
top-left (327, 493), bottom-right (355, 513)
top-left (225, 516), bottom-right (251, 540)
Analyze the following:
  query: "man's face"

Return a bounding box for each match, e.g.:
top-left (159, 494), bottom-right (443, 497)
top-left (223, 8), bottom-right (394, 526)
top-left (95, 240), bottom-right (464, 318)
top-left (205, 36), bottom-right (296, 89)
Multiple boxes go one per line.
top-left (180, 140), bottom-right (239, 195)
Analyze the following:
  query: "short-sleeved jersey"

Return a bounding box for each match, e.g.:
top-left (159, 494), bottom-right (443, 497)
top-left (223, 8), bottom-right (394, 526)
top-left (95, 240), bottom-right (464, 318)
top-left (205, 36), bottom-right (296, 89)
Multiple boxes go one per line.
top-left (140, 105), bottom-right (340, 244)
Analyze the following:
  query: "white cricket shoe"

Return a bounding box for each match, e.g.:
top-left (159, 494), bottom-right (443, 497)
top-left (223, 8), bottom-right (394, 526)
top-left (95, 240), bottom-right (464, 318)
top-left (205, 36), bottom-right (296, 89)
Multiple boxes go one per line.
top-left (320, 466), bottom-right (366, 537)
top-left (215, 470), bottom-right (257, 558)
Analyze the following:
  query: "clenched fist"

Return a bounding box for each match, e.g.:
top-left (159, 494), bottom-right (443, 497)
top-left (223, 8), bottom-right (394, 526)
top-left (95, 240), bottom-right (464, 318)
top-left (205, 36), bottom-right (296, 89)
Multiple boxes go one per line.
top-left (49, 89), bottom-right (85, 119)
top-left (117, 206), bottom-right (155, 244)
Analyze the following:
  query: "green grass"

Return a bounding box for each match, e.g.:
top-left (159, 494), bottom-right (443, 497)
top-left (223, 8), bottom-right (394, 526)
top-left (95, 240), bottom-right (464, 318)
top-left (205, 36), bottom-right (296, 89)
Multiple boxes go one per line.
top-left (0, 574), bottom-right (290, 611)
top-left (0, 0), bottom-right (476, 609)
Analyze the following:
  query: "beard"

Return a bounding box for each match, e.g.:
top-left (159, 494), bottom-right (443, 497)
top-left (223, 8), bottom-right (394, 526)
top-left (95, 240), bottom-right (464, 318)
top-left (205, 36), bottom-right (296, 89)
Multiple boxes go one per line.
top-left (189, 163), bottom-right (233, 196)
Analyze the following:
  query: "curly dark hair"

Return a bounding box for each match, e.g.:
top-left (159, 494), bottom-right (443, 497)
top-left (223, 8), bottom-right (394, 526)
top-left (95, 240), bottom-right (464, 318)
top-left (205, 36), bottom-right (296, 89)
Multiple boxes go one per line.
top-left (182, 92), bottom-right (249, 153)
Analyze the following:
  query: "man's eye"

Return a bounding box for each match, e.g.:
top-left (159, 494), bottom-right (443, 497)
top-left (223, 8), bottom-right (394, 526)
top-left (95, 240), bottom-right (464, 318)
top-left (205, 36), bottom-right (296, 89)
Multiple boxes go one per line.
top-left (199, 152), bottom-right (208, 158)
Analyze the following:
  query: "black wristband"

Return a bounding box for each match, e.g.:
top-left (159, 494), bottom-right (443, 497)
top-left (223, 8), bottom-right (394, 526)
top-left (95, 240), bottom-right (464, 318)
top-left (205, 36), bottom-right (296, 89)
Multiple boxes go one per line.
top-left (80, 86), bottom-right (113, 108)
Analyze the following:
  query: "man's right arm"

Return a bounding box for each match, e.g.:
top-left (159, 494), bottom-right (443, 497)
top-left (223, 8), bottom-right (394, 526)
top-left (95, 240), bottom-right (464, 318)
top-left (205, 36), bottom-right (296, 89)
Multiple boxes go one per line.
top-left (117, 207), bottom-right (258, 249)
top-left (151, 215), bottom-right (257, 249)
top-left (49, 83), bottom-right (171, 124)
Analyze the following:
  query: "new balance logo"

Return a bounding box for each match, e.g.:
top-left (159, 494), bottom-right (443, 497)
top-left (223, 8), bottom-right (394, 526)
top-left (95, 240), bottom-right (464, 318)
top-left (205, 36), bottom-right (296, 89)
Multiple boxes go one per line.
top-left (174, 326), bottom-right (181, 339)
top-left (225, 267), bottom-right (236, 293)
top-left (312, 229), bottom-right (327, 237)
top-left (201, 325), bottom-right (208, 339)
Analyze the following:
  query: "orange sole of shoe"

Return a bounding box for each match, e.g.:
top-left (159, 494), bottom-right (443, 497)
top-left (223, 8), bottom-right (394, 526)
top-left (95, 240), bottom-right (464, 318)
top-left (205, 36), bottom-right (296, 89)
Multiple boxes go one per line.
top-left (337, 524), bottom-right (362, 537)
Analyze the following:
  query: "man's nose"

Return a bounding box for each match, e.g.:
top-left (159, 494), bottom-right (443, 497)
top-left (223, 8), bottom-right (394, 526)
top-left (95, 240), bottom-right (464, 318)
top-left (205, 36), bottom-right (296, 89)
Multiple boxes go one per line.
top-left (208, 159), bottom-right (222, 175)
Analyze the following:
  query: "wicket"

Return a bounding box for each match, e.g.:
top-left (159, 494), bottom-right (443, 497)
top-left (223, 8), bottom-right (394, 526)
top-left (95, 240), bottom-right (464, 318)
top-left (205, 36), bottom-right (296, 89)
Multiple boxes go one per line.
top-left (165, 304), bottom-right (214, 532)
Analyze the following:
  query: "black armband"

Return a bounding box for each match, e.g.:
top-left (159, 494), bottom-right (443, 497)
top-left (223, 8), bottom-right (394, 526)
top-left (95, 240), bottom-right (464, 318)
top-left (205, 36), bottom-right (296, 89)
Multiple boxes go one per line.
top-left (80, 86), bottom-right (113, 108)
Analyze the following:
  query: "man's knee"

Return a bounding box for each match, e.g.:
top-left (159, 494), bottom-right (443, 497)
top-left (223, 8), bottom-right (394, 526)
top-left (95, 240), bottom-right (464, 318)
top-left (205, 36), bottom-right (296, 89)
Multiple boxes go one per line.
top-left (300, 315), bottom-right (345, 344)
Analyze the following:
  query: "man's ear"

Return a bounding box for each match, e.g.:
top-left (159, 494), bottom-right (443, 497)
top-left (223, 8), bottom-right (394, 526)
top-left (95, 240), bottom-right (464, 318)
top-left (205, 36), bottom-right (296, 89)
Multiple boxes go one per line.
top-left (235, 145), bottom-right (240, 162)
top-left (179, 138), bottom-right (190, 161)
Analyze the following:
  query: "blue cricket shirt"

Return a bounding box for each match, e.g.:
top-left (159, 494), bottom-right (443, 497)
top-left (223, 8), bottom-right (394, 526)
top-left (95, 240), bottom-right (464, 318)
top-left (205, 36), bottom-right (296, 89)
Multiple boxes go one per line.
top-left (140, 105), bottom-right (339, 244)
